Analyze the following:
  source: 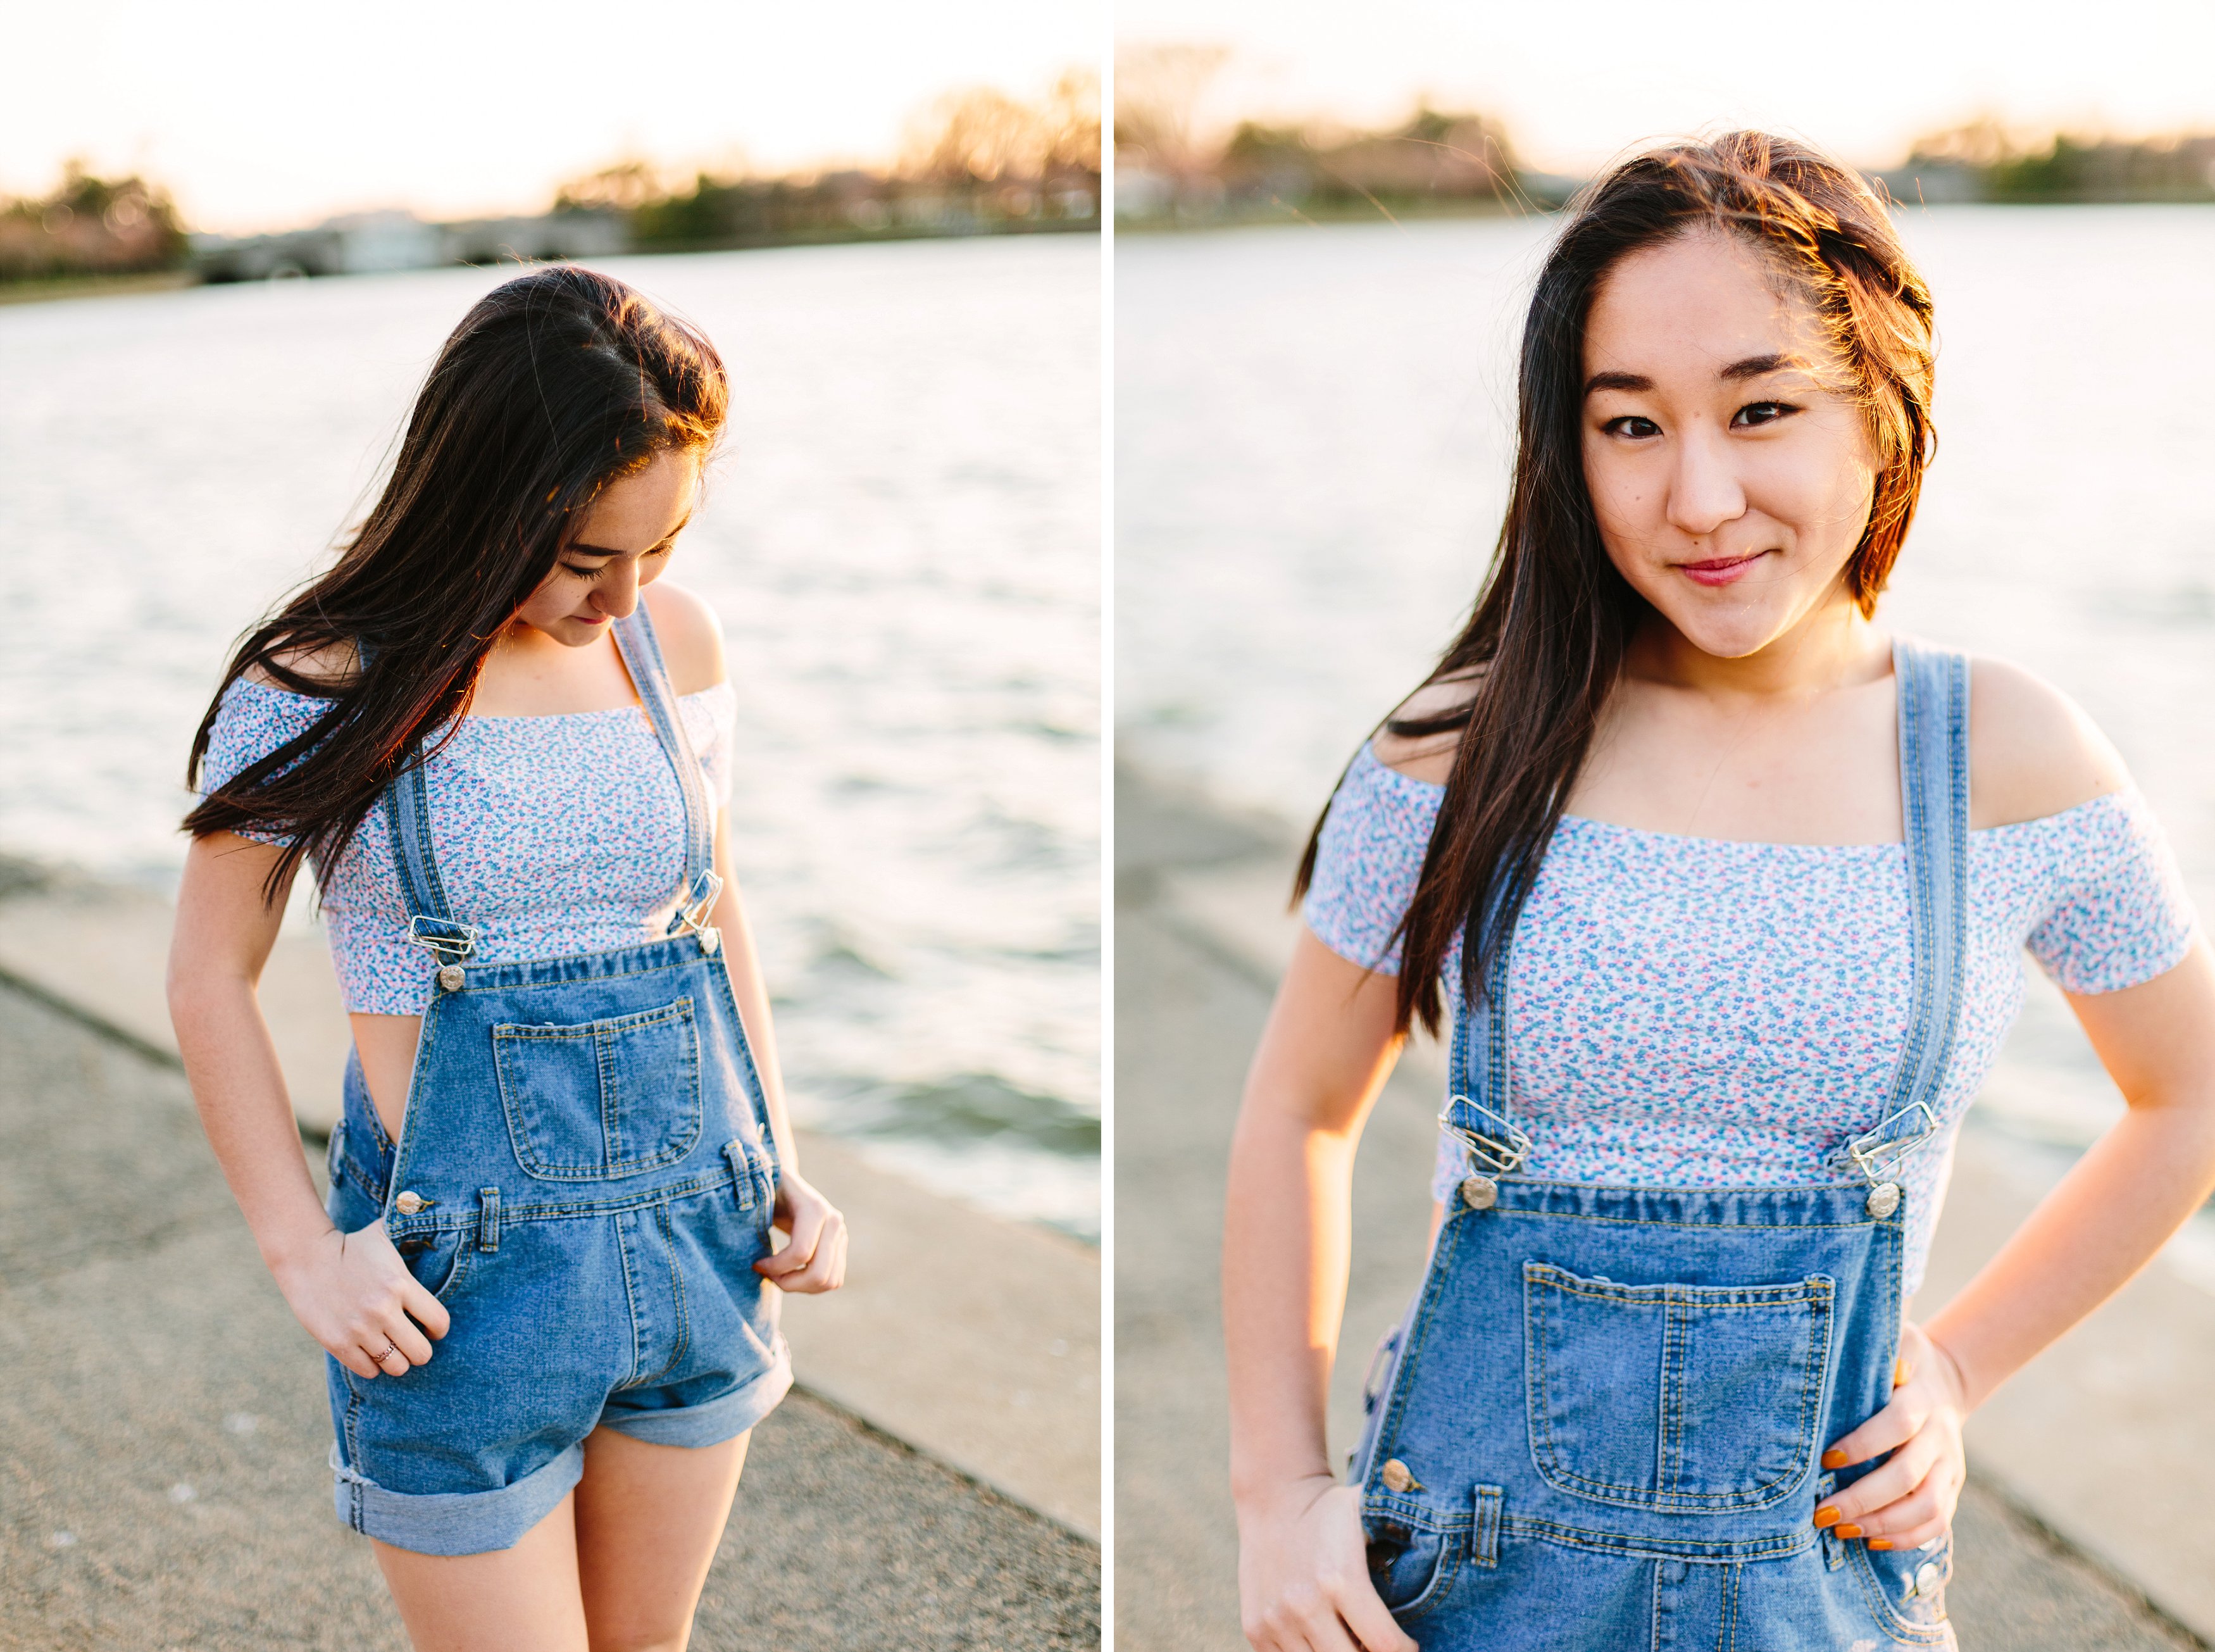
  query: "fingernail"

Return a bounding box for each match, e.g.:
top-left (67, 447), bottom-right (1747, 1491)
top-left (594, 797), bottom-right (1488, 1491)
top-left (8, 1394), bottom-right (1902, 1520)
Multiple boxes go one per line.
top-left (1895, 1356), bottom-right (1912, 1386)
top-left (1814, 1506), bottom-right (1841, 1529)
top-left (1868, 1539), bottom-right (1894, 1551)
top-left (1820, 1448), bottom-right (1849, 1469)
top-left (1836, 1524), bottom-right (1863, 1539)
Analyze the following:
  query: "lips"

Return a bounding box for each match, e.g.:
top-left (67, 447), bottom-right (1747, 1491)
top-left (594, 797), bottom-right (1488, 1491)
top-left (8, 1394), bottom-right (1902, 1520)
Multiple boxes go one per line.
top-left (1678, 551), bottom-right (1769, 588)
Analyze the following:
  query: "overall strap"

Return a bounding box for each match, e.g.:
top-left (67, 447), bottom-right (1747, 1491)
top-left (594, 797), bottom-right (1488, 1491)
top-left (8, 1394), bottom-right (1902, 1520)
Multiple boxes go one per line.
top-left (1844, 636), bottom-right (1973, 1207)
top-left (610, 605), bottom-right (721, 934)
top-left (384, 753), bottom-right (477, 967)
top-left (1440, 894), bottom-right (1530, 1201)
top-left (366, 630), bottom-right (473, 970)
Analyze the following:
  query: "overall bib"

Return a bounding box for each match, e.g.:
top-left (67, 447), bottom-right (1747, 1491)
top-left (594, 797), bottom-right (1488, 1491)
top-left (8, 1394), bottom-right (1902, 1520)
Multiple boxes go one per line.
top-left (1347, 640), bottom-right (1966, 1648)
top-left (321, 608), bottom-right (790, 1556)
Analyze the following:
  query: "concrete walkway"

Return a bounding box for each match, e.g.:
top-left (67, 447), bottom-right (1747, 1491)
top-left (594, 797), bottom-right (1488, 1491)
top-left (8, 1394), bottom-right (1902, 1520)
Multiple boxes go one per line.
top-left (0, 859), bottom-right (1099, 1542)
top-left (1114, 761), bottom-right (2209, 1652)
top-left (0, 980), bottom-right (1098, 1649)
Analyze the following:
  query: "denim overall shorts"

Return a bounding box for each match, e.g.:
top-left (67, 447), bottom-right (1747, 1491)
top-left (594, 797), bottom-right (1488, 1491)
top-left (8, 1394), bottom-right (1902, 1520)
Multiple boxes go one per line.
top-left (1347, 639), bottom-right (1968, 1648)
top-left (320, 607), bottom-right (791, 1556)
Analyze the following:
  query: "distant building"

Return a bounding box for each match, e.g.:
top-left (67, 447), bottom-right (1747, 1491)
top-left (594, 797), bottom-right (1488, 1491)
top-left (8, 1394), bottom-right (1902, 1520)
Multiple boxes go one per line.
top-left (194, 207), bottom-right (628, 283)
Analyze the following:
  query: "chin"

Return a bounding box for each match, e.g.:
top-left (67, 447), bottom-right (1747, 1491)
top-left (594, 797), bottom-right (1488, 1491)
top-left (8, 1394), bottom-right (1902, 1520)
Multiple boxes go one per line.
top-left (1659, 599), bottom-right (1800, 661)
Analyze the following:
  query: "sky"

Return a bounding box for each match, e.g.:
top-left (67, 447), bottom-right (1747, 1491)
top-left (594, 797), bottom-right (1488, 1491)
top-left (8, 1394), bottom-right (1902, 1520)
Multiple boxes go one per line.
top-left (1114, 0), bottom-right (2215, 174)
top-left (3, 0), bottom-right (1102, 234)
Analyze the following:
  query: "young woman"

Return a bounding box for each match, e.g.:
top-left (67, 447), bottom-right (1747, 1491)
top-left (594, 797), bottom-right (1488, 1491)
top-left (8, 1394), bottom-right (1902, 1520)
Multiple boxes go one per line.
top-left (1223, 134), bottom-right (2215, 1650)
top-left (170, 266), bottom-right (847, 1651)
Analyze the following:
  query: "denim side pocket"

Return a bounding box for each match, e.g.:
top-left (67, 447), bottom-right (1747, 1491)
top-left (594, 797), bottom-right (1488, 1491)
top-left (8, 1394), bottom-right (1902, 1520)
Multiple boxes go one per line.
top-left (394, 1225), bottom-right (473, 1304)
top-left (1850, 1529), bottom-right (1954, 1641)
top-left (492, 998), bottom-right (704, 1180)
top-left (1523, 1261), bottom-right (1834, 1513)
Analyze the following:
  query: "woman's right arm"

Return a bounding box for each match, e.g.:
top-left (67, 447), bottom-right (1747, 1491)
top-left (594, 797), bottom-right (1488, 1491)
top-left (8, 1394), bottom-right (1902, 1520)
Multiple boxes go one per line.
top-left (168, 830), bottom-right (448, 1377)
top-left (1225, 928), bottom-right (1421, 1652)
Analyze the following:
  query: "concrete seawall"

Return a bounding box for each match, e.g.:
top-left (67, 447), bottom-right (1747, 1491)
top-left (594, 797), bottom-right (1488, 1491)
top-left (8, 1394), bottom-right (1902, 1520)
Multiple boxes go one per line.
top-left (0, 858), bottom-right (1099, 1544)
top-left (1116, 761), bottom-right (2213, 1651)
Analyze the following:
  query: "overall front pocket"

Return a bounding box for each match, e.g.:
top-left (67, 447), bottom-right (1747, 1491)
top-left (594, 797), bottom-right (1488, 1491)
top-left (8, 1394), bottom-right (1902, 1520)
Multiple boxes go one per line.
top-left (492, 998), bottom-right (704, 1180)
top-left (1523, 1260), bottom-right (1834, 1513)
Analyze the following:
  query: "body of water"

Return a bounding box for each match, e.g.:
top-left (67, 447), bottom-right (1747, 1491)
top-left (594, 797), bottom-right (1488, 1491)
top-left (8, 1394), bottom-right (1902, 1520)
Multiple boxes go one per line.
top-left (0, 235), bottom-right (1101, 1239)
top-left (1118, 206), bottom-right (2215, 1153)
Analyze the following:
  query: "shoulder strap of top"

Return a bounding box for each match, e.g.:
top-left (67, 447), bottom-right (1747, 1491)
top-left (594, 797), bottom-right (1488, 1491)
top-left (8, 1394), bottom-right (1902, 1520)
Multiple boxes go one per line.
top-left (612, 603), bottom-right (721, 933)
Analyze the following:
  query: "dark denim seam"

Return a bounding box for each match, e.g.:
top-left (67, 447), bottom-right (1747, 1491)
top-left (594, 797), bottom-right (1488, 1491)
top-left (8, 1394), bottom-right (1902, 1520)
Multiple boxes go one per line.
top-left (611, 1207), bottom-right (646, 1391)
top-left (648, 1199), bottom-right (692, 1386)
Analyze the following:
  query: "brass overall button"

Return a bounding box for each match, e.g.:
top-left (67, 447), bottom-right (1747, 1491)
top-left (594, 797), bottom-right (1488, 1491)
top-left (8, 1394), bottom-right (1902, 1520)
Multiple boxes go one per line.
top-left (1379, 1459), bottom-right (1421, 1494)
top-left (1866, 1182), bottom-right (1902, 1218)
top-left (1460, 1175), bottom-right (1498, 1211)
top-left (394, 1191), bottom-right (430, 1215)
top-left (437, 965), bottom-right (465, 992)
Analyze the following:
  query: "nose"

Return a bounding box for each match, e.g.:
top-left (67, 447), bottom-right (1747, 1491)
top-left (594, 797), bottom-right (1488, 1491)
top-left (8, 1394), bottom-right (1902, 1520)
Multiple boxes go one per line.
top-left (1663, 418), bottom-right (1747, 540)
top-left (592, 556), bottom-right (642, 620)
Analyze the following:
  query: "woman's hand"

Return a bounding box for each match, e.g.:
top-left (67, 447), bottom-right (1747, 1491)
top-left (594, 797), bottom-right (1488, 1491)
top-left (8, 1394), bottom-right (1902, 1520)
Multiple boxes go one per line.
top-left (1812, 1320), bottom-right (1968, 1551)
top-left (754, 1169), bottom-right (847, 1294)
top-left (271, 1221), bottom-right (451, 1380)
top-left (1237, 1475), bottom-right (1419, 1652)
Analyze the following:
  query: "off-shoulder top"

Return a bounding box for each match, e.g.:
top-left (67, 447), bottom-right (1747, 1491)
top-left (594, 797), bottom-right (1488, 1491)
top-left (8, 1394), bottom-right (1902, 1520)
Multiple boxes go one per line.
top-left (199, 676), bottom-right (739, 1015)
top-left (1302, 742), bottom-right (2199, 1292)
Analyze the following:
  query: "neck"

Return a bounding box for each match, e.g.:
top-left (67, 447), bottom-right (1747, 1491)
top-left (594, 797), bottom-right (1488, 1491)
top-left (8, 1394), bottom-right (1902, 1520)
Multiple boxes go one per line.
top-left (1625, 586), bottom-right (1887, 703)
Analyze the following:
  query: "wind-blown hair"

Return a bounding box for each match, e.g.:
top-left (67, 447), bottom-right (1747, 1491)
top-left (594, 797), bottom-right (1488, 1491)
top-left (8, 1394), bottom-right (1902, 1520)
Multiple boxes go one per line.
top-left (184, 265), bottom-right (727, 902)
top-left (1296, 132), bottom-right (1938, 1036)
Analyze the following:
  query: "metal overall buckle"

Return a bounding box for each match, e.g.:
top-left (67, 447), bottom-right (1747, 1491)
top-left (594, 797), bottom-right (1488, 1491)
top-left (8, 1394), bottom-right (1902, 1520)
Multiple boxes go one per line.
top-left (672, 870), bottom-right (725, 955)
top-left (1845, 1099), bottom-right (1938, 1219)
top-left (408, 916), bottom-right (478, 992)
top-left (1438, 1094), bottom-right (1532, 1212)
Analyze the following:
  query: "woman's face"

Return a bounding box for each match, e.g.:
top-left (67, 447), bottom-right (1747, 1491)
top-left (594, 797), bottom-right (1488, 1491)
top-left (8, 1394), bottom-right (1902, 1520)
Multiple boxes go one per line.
top-left (1580, 227), bottom-right (1879, 660)
top-left (514, 447), bottom-right (701, 646)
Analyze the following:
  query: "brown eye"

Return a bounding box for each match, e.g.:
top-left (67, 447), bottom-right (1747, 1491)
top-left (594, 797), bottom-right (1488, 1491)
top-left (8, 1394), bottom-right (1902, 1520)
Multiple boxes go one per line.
top-left (1733, 401), bottom-right (1795, 427)
top-left (1604, 415), bottom-right (1661, 439)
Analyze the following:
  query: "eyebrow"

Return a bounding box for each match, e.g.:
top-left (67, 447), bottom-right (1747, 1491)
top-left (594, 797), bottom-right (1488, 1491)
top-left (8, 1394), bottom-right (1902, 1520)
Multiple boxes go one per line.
top-left (1583, 354), bottom-right (1811, 396)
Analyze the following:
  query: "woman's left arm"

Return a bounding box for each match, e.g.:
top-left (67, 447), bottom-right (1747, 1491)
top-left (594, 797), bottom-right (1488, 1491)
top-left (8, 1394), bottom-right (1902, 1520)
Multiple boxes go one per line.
top-left (708, 809), bottom-right (848, 1294)
top-left (1819, 939), bottom-right (2215, 1548)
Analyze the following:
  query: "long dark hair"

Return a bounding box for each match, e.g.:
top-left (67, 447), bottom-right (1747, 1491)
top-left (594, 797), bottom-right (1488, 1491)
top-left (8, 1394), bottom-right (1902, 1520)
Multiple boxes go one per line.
top-left (184, 265), bottom-right (728, 901)
top-left (1295, 132), bottom-right (1938, 1037)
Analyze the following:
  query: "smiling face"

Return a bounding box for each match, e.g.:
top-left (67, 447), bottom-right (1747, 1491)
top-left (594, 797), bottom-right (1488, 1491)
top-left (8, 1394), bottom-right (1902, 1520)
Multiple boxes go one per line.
top-left (1581, 227), bottom-right (1880, 661)
top-left (511, 447), bottom-right (701, 645)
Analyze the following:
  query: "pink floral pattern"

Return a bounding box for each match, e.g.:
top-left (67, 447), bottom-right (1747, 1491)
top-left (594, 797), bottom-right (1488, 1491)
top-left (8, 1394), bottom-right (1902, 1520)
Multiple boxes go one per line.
top-left (201, 677), bottom-right (737, 1015)
top-left (1304, 742), bottom-right (2199, 1291)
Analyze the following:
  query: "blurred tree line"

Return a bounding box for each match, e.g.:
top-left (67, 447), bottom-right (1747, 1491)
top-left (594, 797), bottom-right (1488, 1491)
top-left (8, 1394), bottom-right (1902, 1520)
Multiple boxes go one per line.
top-left (1114, 46), bottom-right (1537, 225)
top-left (1888, 120), bottom-right (2215, 203)
top-left (557, 70), bottom-right (1099, 250)
top-left (0, 163), bottom-right (189, 282)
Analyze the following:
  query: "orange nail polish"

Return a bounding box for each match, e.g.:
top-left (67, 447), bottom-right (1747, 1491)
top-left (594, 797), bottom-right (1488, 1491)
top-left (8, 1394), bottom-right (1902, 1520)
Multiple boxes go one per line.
top-left (1820, 1448), bottom-right (1848, 1470)
top-left (1836, 1525), bottom-right (1863, 1539)
top-left (1813, 1506), bottom-right (1841, 1529)
top-left (1868, 1539), bottom-right (1894, 1551)
top-left (1894, 1356), bottom-right (1912, 1386)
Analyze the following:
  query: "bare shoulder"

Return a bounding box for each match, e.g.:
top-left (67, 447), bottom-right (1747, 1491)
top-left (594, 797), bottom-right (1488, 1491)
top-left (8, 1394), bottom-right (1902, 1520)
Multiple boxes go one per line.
top-left (1968, 654), bottom-right (2129, 828)
top-left (642, 582), bottom-right (728, 698)
top-left (1371, 670), bottom-right (1483, 786)
top-left (245, 637), bottom-right (357, 694)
